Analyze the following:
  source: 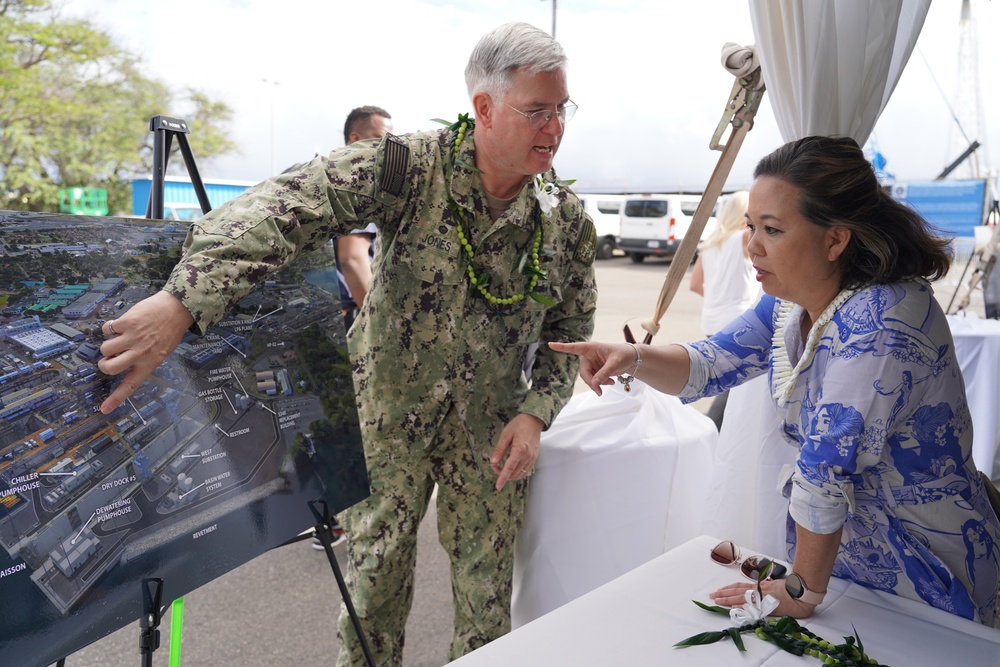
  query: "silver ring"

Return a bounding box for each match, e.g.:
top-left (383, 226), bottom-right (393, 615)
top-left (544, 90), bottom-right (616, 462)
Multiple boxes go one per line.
top-left (107, 320), bottom-right (117, 335)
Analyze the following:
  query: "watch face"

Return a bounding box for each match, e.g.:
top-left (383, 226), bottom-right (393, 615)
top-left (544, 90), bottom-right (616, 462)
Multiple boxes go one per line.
top-left (785, 572), bottom-right (805, 599)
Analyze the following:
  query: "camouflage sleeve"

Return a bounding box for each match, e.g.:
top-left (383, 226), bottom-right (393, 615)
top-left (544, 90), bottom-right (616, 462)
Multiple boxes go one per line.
top-left (163, 135), bottom-right (411, 334)
top-left (519, 213), bottom-right (598, 428)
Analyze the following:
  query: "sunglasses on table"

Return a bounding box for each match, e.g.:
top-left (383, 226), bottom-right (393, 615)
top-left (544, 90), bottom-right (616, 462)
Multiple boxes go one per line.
top-left (710, 540), bottom-right (787, 581)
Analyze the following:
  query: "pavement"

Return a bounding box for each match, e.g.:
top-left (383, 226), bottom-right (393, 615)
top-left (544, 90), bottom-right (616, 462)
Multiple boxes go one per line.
top-left (55, 251), bottom-right (982, 667)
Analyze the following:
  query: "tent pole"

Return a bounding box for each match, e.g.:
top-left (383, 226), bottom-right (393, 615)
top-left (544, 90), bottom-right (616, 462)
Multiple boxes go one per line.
top-left (639, 73), bottom-right (765, 341)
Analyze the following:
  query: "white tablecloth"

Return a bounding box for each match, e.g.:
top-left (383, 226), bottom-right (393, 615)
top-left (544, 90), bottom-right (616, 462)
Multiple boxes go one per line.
top-left (948, 313), bottom-right (1000, 480)
top-left (512, 382), bottom-right (718, 628)
top-left (458, 535), bottom-right (1000, 666)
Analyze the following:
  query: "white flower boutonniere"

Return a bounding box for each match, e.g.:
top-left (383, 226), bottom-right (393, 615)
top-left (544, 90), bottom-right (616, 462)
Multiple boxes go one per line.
top-left (729, 589), bottom-right (780, 627)
top-left (533, 174), bottom-right (572, 218)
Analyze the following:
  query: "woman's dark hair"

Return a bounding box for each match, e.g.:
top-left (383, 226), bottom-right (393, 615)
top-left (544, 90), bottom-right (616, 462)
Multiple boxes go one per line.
top-left (753, 135), bottom-right (951, 289)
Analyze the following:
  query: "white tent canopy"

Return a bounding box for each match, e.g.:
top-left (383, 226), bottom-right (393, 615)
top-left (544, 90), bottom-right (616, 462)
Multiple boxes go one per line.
top-left (750, 0), bottom-right (931, 144)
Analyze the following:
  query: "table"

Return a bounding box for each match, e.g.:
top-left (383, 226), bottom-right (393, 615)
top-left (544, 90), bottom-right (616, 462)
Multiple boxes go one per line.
top-left (458, 536), bottom-right (1000, 666)
top-left (512, 382), bottom-right (718, 628)
top-left (948, 313), bottom-right (1000, 480)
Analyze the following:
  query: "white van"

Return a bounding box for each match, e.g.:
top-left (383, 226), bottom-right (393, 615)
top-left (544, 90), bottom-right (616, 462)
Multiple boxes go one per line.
top-left (578, 194), bottom-right (626, 260)
top-left (617, 194), bottom-right (717, 263)
top-left (162, 203), bottom-right (206, 222)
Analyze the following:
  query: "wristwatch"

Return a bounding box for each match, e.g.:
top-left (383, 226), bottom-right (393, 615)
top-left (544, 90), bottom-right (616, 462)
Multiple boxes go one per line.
top-left (785, 572), bottom-right (826, 606)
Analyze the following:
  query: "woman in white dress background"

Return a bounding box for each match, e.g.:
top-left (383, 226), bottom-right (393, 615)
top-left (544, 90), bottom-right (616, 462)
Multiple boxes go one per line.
top-left (689, 190), bottom-right (759, 429)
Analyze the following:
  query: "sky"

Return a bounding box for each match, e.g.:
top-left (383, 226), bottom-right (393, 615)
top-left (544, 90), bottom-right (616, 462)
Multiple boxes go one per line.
top-left (64, 0), bottom-right (999, 194)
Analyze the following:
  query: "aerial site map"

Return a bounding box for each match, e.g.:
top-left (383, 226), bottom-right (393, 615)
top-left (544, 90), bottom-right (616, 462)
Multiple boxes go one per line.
top-left (0, 211), bottom-right (368, 666)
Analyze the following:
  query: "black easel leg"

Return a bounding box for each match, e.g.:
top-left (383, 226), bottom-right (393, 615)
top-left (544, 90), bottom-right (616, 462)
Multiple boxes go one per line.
top-left (139, 578), bottom-right (163, 667)
top-left (144, 115), bottom-right (213, 221)
top-left (314, 523), bottom-right (377, 667)
top-left (176, 133), bottom-right (212, 215)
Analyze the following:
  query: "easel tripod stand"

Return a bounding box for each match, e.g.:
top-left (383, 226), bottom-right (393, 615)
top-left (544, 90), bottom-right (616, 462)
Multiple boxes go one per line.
top-left (142, 115), bottom-right (377, 667)
top-left (49, 115), bottom-right (376, 667)
top-left (145, 115), bottom-right (213, 221)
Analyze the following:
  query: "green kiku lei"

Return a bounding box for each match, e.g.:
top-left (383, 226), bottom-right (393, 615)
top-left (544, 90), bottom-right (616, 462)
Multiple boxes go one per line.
top-left (434, 113), bottom-right (554, 310)
top-left (457, 219), bottom-right (543, 306)
top-left (677, 600), bottom-right (884, 666)
top-left (675, 567), bottom-right (884, 665)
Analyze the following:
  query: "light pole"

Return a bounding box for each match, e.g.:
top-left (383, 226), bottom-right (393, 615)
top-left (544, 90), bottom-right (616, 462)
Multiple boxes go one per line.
top-left (540, 0), bottom-right (556, 37)
top-left (262, 78), bottom-right (280, 174)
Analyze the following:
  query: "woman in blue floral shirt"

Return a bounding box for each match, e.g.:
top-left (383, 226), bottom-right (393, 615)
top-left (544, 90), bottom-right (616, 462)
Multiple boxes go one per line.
top-left (552, 135), bottom-right (1000, 625)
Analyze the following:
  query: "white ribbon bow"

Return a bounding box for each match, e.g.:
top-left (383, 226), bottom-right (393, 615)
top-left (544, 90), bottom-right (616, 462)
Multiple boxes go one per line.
top-left (533, 175), bottom-right (560, 217)
top-left (729, 589), bottom-right (780, 626)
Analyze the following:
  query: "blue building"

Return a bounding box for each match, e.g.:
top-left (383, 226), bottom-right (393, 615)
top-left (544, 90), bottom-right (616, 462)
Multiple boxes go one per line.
top-left (131, 176), bottom-right (256, 218)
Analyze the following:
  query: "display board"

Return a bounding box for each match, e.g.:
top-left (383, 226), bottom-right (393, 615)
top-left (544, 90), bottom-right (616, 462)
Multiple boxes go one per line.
top-left (891, 179), bottom-right (990, 238)
top-left (0, 210), bottom-right (368, 666)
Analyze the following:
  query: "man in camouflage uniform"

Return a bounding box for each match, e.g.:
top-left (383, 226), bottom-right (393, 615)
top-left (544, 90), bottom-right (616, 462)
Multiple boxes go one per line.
top-left (98, 22), bottom-right (597, 666)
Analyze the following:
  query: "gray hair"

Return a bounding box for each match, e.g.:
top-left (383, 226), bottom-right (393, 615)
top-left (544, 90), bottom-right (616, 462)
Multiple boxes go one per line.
top-left (465, 22), bottom-right (567, 101)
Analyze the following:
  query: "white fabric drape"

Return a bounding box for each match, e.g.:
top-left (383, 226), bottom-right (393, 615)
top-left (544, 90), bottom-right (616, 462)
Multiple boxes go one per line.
top-left (705, 0), bottom-right (931, 558)
top-left (749, 0), bottom-right (930, 144)
top-left (513, 382), bottom-right (717, 628)
top-left (703, 375), bottom-right (795, 559)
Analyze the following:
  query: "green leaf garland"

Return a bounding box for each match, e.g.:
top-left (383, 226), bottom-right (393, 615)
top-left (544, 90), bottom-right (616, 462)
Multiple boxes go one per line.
top-left (675, 601), bottom-right (887, 666)
top-left (442, 112), bottom-right (554, 313)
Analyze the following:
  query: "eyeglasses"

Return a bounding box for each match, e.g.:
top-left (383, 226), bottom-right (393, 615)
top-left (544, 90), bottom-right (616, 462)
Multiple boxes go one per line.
top-left (710, 540), bottom-right (787, 581)
top-left (504, 100), bottom-right (578, 131)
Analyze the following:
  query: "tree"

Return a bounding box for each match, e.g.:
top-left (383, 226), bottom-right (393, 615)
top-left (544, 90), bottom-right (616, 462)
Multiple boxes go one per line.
top-left (0, 0), bottom-right (237, 214)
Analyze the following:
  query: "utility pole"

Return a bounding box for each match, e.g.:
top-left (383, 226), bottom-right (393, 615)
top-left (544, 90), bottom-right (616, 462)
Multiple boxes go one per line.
top-left (541, 0), bottom-right (556, 38)
top-left (262, 78), bottom-right (281, 175)
top-left (946, 0), bottom-right (987, 179)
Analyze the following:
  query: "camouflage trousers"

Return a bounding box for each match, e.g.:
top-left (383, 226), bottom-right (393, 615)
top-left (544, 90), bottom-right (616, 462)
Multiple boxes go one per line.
top-left (336, 406), bottom-right (528, 666)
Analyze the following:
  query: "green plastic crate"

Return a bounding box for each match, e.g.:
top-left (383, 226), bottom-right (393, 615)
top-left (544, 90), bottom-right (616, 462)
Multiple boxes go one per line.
top-left (58, 187), bottom-right (109, 216)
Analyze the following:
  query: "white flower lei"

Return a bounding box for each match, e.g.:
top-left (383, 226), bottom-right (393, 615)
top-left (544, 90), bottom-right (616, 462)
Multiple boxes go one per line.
top-left (772, 288), bottom-right (858, 407)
